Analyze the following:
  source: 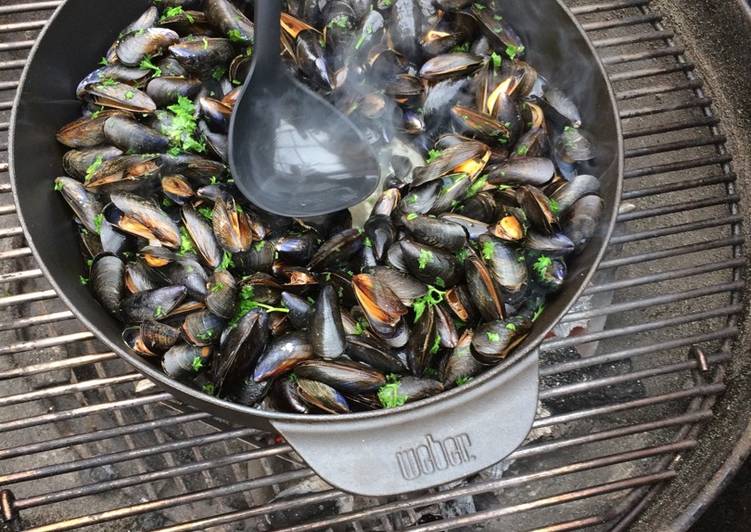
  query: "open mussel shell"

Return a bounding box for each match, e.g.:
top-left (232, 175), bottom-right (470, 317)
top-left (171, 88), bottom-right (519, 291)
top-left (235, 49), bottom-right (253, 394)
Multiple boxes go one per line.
top-left (233, 240), bottom-right (275, 274)
top-left (517, 185), bottom-right (558, 234)
top-left (308, 228), bottom-right (363, 271)
top-left (399, 240), bottom-right (464, 288)
top-left (440, 329), bottom-right (483, 388)
top-left (295, 378), bottom-right (350, 414)
top-left (213, 309), bottom-right (269, 393)
top-left (471, 4), bottom-right (525, 57)
top-left (56, 111), bottom-right (125, 148)
top-left (412, 140), bottom-right (490, 187)
top-left (116, 27), bottom-right (179, 66)
top-left (346, 334), bottom-right (409, 374)
top-left (103, 115), bottom-right (170, 154)
top-left (401, 214), bottom-right (468, 253)
top-left (163, 258), bottom-right (209, 300)
top-left (84, 82), bottom-right (156, 113)
top-left (253, 332), bottom-right (314, 382)
top-left (91, 254), bottom-right (125, 317)
top-left (451, 104), bottom-right (511, 145)
top-left (141, 319), bottom-right (181, 353)
top-left (445, 283), bottom-right (480, 323)
top-left (85, 154), bottom-right (161, 194)
top-left (465, 248), bottom-right (505, 322)
top-left (271, 377), bottom-right (309, 413)
top-left (205, 0), bottom-right (255, 44)
top-left (161, 175), bottom-right (194, 205)
top-left (54, 177), bottom-right (104, 234)
top-left (124, 261), bottom-right (163, 293)
top-left (123, 326), bottom-right (157, 357)
top-left (478, 234), bottom-right (528, 293)
top-left (63, 146), bottom-right (123, 180)
top-left (486, 157), bottom-right (555, 187)
top-left (471, 318), bottom-right (531, 365)
top-left (111, 192), bottom-right (180, 248)
top-left (460, 191), bottom-right (499, 223)
top-left (399, 180), bottom-right (441, 216)
top-left (563, 194), bottom-right (604, 252)
top-left (182, 309), bottom-right (226, 346)
top-left (146, 76), bottom-right (202, 107)
top-left (352, 273), bottom-right (409, 347)
top-left (371, 266), bottom-right (427, 307)
top-left (159, 9), bottom-right (213, 36)
top-left (76, 66), bottom-right (150, 99)
top-left (182, 204), bottom-right (222, 268)
top-left (434, 303), bottom-right (459, 349)
top-left (206, 269), bottom-right (237, 319)
top-left (198, 96), bottom-right (232, 133)
top-left (419, 52), bottom-right (483, 81)
top-left (295, 359), bottom-right (386, 394)
top-left (309, 285), bottom-right (346, 359)
top-left (440, 214), bottom-right (489, 240)
top-left (550, 174), bottom-right (600, 215)
top-left (121, 285), bottom-right (187, 323)
top-left (407, 303), bottom-right (437, 377)
top-left (490, 211), bottom-right (526, 242)
top-left (162, 343), bottom-right (211, 381)
top-left (212, 196), bottom-right (254, 253)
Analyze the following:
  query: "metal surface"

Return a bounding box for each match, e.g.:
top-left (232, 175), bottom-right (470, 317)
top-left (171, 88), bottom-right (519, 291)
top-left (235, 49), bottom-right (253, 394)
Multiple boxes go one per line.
top-left (0, 0), bottom-right (746, 530)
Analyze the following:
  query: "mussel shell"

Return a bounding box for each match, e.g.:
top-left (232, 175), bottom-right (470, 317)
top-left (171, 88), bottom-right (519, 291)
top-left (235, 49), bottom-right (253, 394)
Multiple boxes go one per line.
top-left (123, 6), bottom-right (158, 34)
top-left (85, 82), bottom-right (157, 113)
top-left (429, 174), bottom-right (472, 215)
top-left (124, 261), bottom-right (163, 293)
top-left (412, 140), bottom-right (490, 187)
top-left (111, 192), bottom-right (181, 248)
top-left (56, 111), bottom-right (125, 148)
top-left (163, 258), bottom-right (209, 300)
top-left (308, 228), bottom-right (363, 271)
top-left (451, 104), bottom-right (511, 145)
top-left (371, 266), bottom-right (427, 307)
top-left (158, 153), bottom-right (229, 181)
top-left (146, 76), bottom-right (202, 107)
top-left (281, 291), bottom-right (314, 329)
top-left (364, 215), bottom-right (396, 262)
top-left (440, 329), bottom-right (483, 387)
top-left (460, 191), bottom-right (498, 223)
top-left (253, 332), bottom-right (315, 382)
top-left (214, 309), bottom-right (269, 392)
top-left (212, 196), bottom-right (254, 253)
top-left (490, 212), bottom-right (526, 242)
top-left (309, 285), bottom-right (347, 359)
top-left (486, 157), bottom-right (555, 187)
top-left (162, 343), bottom-right (211, 380)
top-left (296, 378), bottom-right (350, 414)
top-left (471, 4), bottom-right (525, 55)
top-left (399, 181), bottom-right (441, 215)
top-left (228, 377), bottom-right (271, 406)
top-left (419, 52), bottom-right (483, 81)
top-left (401, 214), bottom-right (468, 252)
top-left (471, 319), bottom-right (531, 365)
top-left (103, 115), bottom-right (170, 153)
top-left (161, 174), bottom-right (194, 205)
top-left (478, 234), bottom-right (528, 293)
top-left (397, 376), bottom-right (444, 403)
top-left (121, 285), bottom-right (187, 323)
top-left (517, 185), bottom-right (558, 234)
top-left (182, 309), bottom-right (226, 346)
top-left (445, 283), bottom-right (479, 323)
top-left (123, 326), bottom-right (157, 356)
top-left (159, 10), bottom-right (214, 37)
top-left (233, 241), bottom-right (275, 274)
top-left (346, 334), bottom-right (408, 374)
top-left (276, 232), bottom-right (318, 265)
top-left (465, 248), bottom-right (505, 322)
top-left (295, 31), bottom-right (335, 92)
top-left (182, 204), bottom-right (222, 268)
top-left (563, 194), bottom-right (603, 252)
top-left (91, 254), bottom-right (125, 317)
top-left (117, 28), bottom-right (179, 66)
top-left (206, 269), bottom-right (237, 319)
top-left (205, 0), bottom-right (255, 44)
top-left (85, 154), bottom-right (161, 194)
top-left (440, 213), bottom-right (489, 240)
top-left (295, 359), bottom-right (385, 394)
top-left (352, 273), bottom-right (409, 332)
top-left (526, 231), bottom-right (576, 257)
top-left (141, 319), bottom-right (181, 353)
top-left (63, 146), bottom-right (123, 180)
top-left (407, 304), bottom-right (437, 377)
top-left (550, 175), bottom-right (600, 215)
top-left (55, 177), bottom-right (104, 234)
top-left (198, 96), bottom-right (232, 133)
top-left (434, 303), bottom-right (459, 349)
top-left (168, 37), bottom-right (235, 77)
top-left (399, 240), bottom-right (463, 288)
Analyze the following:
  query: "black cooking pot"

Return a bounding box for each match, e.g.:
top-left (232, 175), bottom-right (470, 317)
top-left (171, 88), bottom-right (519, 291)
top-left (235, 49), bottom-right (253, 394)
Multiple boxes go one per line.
top-left (10, 0), bottom-right (622, 496)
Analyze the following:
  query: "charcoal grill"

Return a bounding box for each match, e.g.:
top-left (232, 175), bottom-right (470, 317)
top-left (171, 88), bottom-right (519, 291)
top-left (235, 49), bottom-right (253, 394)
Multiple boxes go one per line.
top-left (0, 0), bottom-right (749, 530)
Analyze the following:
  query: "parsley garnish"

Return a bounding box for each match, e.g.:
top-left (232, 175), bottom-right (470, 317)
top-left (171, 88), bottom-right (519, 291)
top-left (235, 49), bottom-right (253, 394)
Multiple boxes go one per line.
top-left (407, 194), bottom-right (418, 205)
top-left (197, 206), bottom-right (213, 220)
top-left (353, 319), bottom-right (368, 336)
top-left (426, 149), bottom-right (443, 164)
top-left (211, 66), bottom-right (227, 81)
top-left (533, 255), bottom-right (552, 278)
top-left (99, 57), bottom-right (109, 67)
top-left (219, 250), bottom-right (234, 270)
top-left (505, 43), bottom-right (525, 60)
top-left (202, 383), bottom-right (215, 395)
top-left (84, 156), bottom-right (104, 183)
top-left (451, 42), bottom-right (471, 53)
top-left (532, 304), bottom-right (545, 322)
top-left (196, 329), bottom-right (215, 341)
top-left (486, 331), bottom-right (501, 342)
top-left (456, 376), bottom-right (473, 386)
top-left (162, 197), bottom-right (174, 208)
top-left (210, 282), bottom-right (225, 293)
top-left (549, 198), bottom-right (560, 216)
top-left (406, 213), bottom-right (419, 221)
top-left (93, 213), bottom-right (104, 235)
top-left (179, 227), bottom-right (195, 256)
top-left (327, 15), bottom-right (350, 29)
top-left (465, 175), bottom-right (488, 199)
top-left (434, 276), bottom-right (445, 288)
top-left (412, 284), bottom-right (447, 323)
top-left (191, 356), bottom-right (204, 371)
top-left (227, 29), bottom-right (244, 42)
top-left (505, 322), bottom-right (517, 332)
top-left (154, 305), bottom-right (166, 319)
top-left (456, 249), bottom-right (469, 264)
top-left (363, 237), bottom-right (373, 248)
top-left (139, 56), bottom-right (162, 78)
top-left (164, 96), bottom-right (205, 154)
top-left (482, 240), bottom-right (494, 261)
top-left (253, 240), bottom-right (266, 252)
top-left (230, 284), bottom-right (289, 326)
top-left (100, 78), bottom-right (117, 87)
top-left (418, 249), bottom-right (433, 270)
top-left (377, 381), bottom-right (407, 409)
top-left (474, 3), bottom-right (486, 10)
top-left (516, 144), bottom-right (530, 156)
top-left (124, 90), bottom-right (135, 100)
top-left (53, 179), bottom-right (64, 192)
top-left (490, 52), bottom-right (502, 70)
top-left (430, 334), bottom-right (441, 355)
top-left (79, 275), bottom-right (89, 285)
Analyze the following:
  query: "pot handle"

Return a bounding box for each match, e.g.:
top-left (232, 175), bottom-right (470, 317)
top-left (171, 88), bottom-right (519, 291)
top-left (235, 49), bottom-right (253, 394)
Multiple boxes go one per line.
top-left (270, 351), bottom-right (539, 496)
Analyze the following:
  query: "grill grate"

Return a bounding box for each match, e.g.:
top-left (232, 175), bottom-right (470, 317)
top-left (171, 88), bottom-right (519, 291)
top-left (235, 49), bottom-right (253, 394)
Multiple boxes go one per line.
top-left (0, 0), bottom-right (744, 530)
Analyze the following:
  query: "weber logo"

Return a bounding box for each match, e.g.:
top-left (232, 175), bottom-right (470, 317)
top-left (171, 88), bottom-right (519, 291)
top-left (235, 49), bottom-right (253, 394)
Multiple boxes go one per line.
top-left (395, 433), bottom-right (475, 480)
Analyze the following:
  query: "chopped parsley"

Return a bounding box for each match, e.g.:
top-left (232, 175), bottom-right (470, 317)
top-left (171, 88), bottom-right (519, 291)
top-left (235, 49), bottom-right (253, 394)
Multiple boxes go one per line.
top-left (430, 334), bottom-right (441, 355)
top-left (196, 329), bottom-right (215, 341)
top-left (211, 66), bottom-right (227, 81)
top-left (505, 322), bottom-right (517, 332)
top-left (163, 96), bottom-right (206, 154)
top-left (210, 282), bottom-right (225, 293)
top-left (434, 276), bottom-right (446, 288)
top-left (516, 144), bottom-right (530, 156)
top-left (162, 197), bottom-right (174, 208)
top-left (79, 275), bottom-right (89, 285)
top-left (363, 236), bottom-right (373, 248)
top-left (327, 15), bottom-right (350, 30)
top-left (406, 194), bottom-right (418, 205)
top-left (532, 304), bottom-right (545, 322)
top-left (505, 43), bottom-right (525, 60)
top-left (124, 90), bottom-right (135, 100)
top-left (230, 284), bottom-right (289, 326)
top-left (353, 318), bottom-right (368, 336)
top-left (490, 51), bottom-right (502, 70)
top-left (53, 179), bottom-right (64, 192)
top-left (377, 381), bottom-right (407, 409)
top-left (154, 305), bottom-right (166, 319)
top-left (451, 42), bottom-right (471, 53)
top-left (179, 227), bottom-right (195, 255)
top-left (354, 22), bottom-right (375, 50)
top-left (486, 331), bottom-right (501, 343)
top-left (412, 284), bottom-right (447, 323)
top-left (202, 383), bottom-right (215, 395)
top-left (497, 184), bottom-right (513, 191)
top-left (100, 77), bottom-right (117, 87)
top-left (139, 56), bottom-right (162, 78)
top-left (481, 240), bottom-right (495, 261)
top-left (99, 57), bottom-right (109, 67)
top-left (93, 213), bottom-right (104, 234)
top-left (253, 240), bottom-right (267, 252)
top-left (465, 175), bottom-right (488, 199)
top-left (533, 255), bottom-right (552, 278)
top-left (548, 198), bottom-right (560, 216)
top-left (219, 250), bottom-right (234, 270)
top-left (191, 355), bottom-right (204, 371)
top-left (474, 3), bottom-right (486, 10)
top-left (197, 206), bottom-right (213, 220)
top-left (406, 212), bottom-right (419, 221)
top-left (227, 29), bottom-right (244, 42)
top-left (202, 37), bottom-right (209, 50)
top-left (426, 149), bottom-right (443, 164)
top-left (456, 375), bottom-right (473, 386)
top-left (417, 249), bottom-right (433, 270)
top-left (162, 6), bottom-right (194, 22)
top-left (456, 249), bottom-right (469, 264)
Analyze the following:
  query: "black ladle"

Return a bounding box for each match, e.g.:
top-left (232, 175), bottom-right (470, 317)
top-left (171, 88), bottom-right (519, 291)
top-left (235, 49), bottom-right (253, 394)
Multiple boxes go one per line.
top-left (229, 0), bottom-right (381, 218)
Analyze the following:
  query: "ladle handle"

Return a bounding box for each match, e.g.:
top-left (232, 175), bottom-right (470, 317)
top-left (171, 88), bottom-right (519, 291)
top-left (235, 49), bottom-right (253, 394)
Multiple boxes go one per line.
top-left (252, 0), bottom-right (281, 74)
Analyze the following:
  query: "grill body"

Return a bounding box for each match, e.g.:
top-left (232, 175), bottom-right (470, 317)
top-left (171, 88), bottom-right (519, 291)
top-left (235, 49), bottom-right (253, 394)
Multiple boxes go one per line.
top-left (0, 0), bottom-right (749, 530)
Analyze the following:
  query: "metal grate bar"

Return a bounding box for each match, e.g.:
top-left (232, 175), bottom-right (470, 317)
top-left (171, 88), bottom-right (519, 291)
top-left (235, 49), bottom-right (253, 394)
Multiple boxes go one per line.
top-left (624, 116), bottom-right (719, 139)
top-left (608, 63), bottom-right (694, 82)
top-left (617, 79), bottom-right (703, 100)
top-left (582, 14), bottom-right (661, 31)
top-left (593, 30), bottom-right (674, 47)
top-left (625, 134), bottom-right (725, 158)
top-left (610, 215), bottom-right (743, 245)
top-left (0, 373), bottom-right (142, 407)
top-left (602, 46), bottom-right (685, 65)
top-left (619, 97), bottom-right (713, 118)
top-left (624, 154), bottom-right (732, 178)
top-left (0, 331), bottom-right (94, 356)
top-left (0, 352), bottom-right (116, 380)
top-left (617, 195), bottom-right (738, 222)
top-left (0, 2), bottom-right (63, 15)
top-left (622, 173), bottom-right (734, 200)
top-left (570, 0), bottom-right (650, 14)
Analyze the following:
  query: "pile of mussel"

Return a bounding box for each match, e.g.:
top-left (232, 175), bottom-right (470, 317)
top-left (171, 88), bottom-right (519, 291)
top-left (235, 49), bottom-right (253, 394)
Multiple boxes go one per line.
top-left (54, 0), bottom-right (603, 414)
